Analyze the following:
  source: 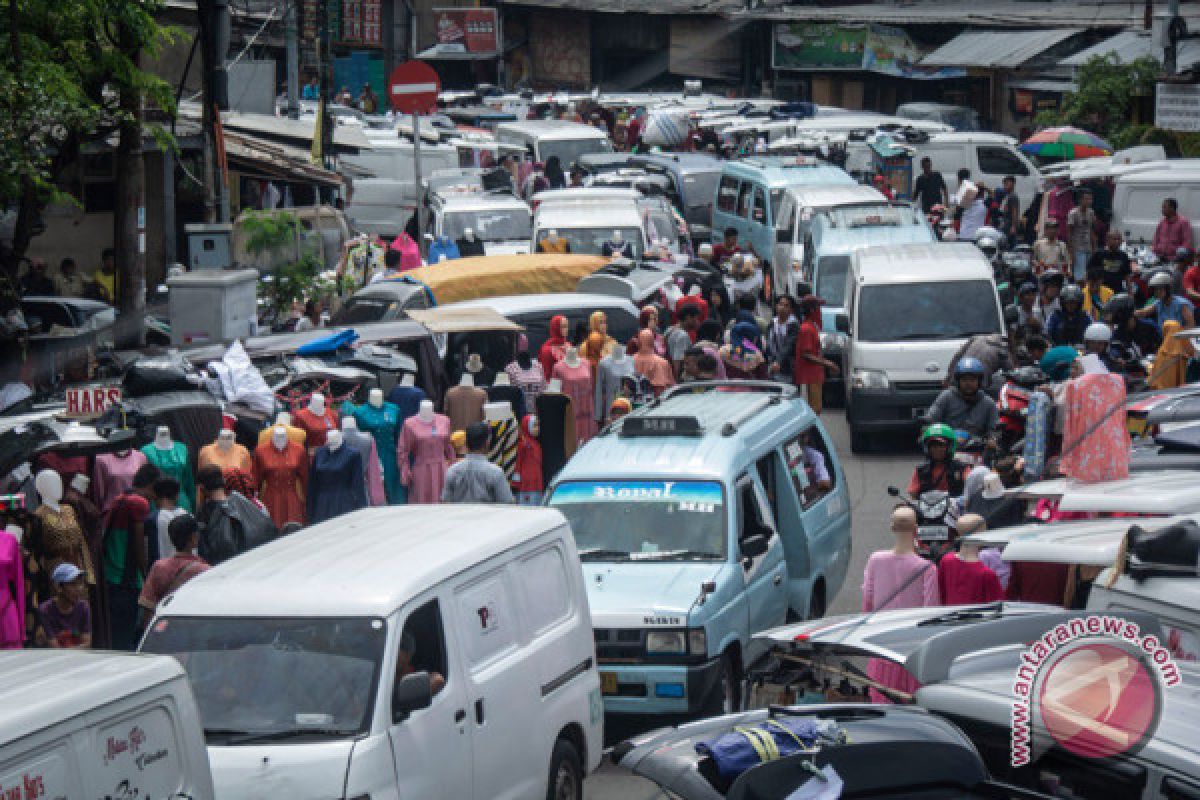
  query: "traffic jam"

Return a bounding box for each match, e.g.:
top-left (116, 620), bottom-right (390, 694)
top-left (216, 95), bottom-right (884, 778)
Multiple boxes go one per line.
top-left (3, 60), bottom-right (1200, 800)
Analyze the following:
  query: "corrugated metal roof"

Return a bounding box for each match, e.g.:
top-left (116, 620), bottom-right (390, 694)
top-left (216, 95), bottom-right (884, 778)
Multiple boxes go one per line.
top-left (501, 0), bottom-right (741, 13)
top-left (741, 1), bottom-right (1200, 28)
top-left (920, 29), bottom-right (1083, 68)
top-left (1061, 29), bottom-right (1154, 66)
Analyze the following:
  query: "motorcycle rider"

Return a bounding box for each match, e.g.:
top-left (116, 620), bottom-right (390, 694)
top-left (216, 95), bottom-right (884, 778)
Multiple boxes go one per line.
top-left (908, 423), bottom-right (970, 496)
top-left (1033, 270), bottom-right (1064, 329)
top-left (927, 358), bottom-right (1000, 439)
top-left (1046, 284), bottom-right (1092, 347)
top-left (1135, 270), bottom-right (1196, 330)
top-left (1106, 292), bottom-right (1161, 371)
top-left (946, 332), bottom-right (1013, 396)
top-left (1083, 322), bottom-right (1116, 371)
top-left (1013, 282), bottom-right (1039, 331)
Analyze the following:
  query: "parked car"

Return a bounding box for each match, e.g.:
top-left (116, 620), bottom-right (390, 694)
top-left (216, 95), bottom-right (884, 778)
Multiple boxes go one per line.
top-left (531, 188), bottom-right (647, 258)
top-left (630, 151), bottom-right (724, 243)
top-left (1112, 164), bottom-right (1200, 247)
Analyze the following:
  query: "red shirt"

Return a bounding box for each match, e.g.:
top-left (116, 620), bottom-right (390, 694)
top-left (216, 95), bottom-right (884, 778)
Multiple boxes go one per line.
top-left (937, 553), bottom-right (1004, 605)
top-left (1184, 265), bottom-right (1200, 300)
top-left (793, 321), bottom-right (825, 385)
top-left (1006, 561), bottom-right (1069, 606)
top-left (711, 243), bottom-right (742, 265)
top-left (139, 553), bottom-right (210, 609)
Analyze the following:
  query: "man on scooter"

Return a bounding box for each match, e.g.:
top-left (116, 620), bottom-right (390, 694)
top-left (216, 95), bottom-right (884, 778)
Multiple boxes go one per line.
top-left (927, 358), bottom-right (1000, 440)
top-left (908, 423), bottom-right (969, 496)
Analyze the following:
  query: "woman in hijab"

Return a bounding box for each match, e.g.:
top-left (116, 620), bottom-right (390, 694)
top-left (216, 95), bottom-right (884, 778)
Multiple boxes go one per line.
top-left (1149, 320), bottom-right (1194, 390)
top-left (545, 156), bottom-right (566, 189)
top-left (538, 315), bottom-right (570, 378)
top-left (633, 330), bottom-right (675, 395)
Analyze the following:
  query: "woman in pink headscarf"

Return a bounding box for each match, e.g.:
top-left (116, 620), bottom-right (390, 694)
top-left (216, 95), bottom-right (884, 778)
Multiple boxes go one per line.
top-left (633, 330), bottom-right (675, 396)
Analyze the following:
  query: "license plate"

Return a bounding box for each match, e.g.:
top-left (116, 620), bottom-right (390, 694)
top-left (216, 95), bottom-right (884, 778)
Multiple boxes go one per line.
top-left (1127, 416), bottom-right (1149, 436)
top-left (600, 671), bottom-right (618, 695)
top-left (918, 525), bottom-right (949, 541)
top-left (911, 407), bottom-right (927, 420)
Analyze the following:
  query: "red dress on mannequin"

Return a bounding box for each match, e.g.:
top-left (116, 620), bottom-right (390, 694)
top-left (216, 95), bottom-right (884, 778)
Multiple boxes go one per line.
top-left (253, 440), bottom-right (309, 527)
top-left (292, 405), bottom-right (340, 449)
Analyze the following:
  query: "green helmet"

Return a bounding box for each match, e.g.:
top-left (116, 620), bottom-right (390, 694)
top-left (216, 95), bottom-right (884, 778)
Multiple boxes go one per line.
top-left (920, 423), bottom-right (957, 455)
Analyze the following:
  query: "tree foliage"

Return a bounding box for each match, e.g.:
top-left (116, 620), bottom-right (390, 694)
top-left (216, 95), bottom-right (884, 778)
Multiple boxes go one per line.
top-left (1037, 54), bottom-right (1160, 139)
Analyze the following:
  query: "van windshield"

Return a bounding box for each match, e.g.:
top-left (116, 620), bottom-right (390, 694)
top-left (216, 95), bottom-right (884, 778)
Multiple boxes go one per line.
top-left (540, 138), bottom-right (613, 167)
top-left (536, 227), bottom-right (643, 258)
top-left (331, 296), bottom-right (397, 325)
top-left (857, 280), bottom-right (1002, 342)
top-left (549, 480), bottom-right (726, 561)
top-left (142, 616), bottom-right (385, 743)
top-left (444, 208), bottom-right (532, 241)
top-left (815, 255), bottom-right (851, 307)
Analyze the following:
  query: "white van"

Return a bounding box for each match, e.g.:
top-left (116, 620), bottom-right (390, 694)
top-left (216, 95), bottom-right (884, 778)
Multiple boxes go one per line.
top-left (532, 188), bottom-right (646, 258)
top-left (842, 242), bottom-right (1005, 452)
top-left (340, 138), bottom-right (459, 236)
top-left (1111, 164), bottom-right (1200, 245)
top-left (494, 120), bottom-right (613, 167)
top-left (141, 505), bottom-right (603, 800)
top-left (0, 650), bottom-right (214, 800)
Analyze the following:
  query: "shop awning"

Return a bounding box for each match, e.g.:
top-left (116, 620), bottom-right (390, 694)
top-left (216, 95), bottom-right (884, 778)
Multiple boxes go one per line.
top-left (223, 131), bottom-right (345, 188)
top-left (920, 28), bottom-right (1083, 68)
top-left (406, 307), bottom-right (522, 334)
top-left (1061, 28), bottom-right (1200, 72)
top-left (1007, 79), bottom-right (1077, 93)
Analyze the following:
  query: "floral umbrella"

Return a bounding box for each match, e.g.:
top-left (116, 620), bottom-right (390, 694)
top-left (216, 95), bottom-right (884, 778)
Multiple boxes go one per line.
top-left (1019, 127), bottom-right (1113, 161)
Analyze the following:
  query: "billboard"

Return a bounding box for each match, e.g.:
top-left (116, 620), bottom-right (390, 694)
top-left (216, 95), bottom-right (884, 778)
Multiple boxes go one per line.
top-left (774, 22), bottom-right (964, 80)
top-left (432, 8), bottom-right (499, 55)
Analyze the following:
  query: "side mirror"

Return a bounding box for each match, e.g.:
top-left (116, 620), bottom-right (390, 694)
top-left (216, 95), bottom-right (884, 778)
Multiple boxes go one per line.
top-left (392, 671), bottom-right (433, 721)
top-left (835, 313), bottom-right (850, 334)
top-left (739, 533), bottom-right (770, 561)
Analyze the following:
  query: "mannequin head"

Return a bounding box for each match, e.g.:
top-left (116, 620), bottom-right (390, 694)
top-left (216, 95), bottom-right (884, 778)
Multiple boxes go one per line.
top-left (589, 311), bottom-right (608, 337)
top-left (464, 227), bottom-right (476, 241)
top-left (418, 399), bottom-right (435, 422)
top-left (368, 388), bottom-right (384, 408)
top-left (546, 378), bottom-right (563, 393)
top-left (550, 315), bottom-right (568, 342)
top-left (400, 372), bottom-right (416, 387)
top-left (308, 393), bottom-right (327, 416)
top-left (4, 524), bottom-right (22, 545)
top-left (69, 473), bottom-right (90, 495)
top-left (459, 372), bottom-right (474, 387)
top-left (327, 430), bottom-right (344, 451)
top-left (493, 372), bottom-right (511, 387)
top-left (271, 426), bottom-right (289, 451)
top-left (564, 346), bottom-right (580, 367)
top-left (154, 426), bottom-right (173, 450)
top-left (611, 229), bottom-right (624, 244)
top-left (484, 401), bottom-right (513, 422)
top-left (342, 416), bottom-right (359, 432)
top-left (275, 411), bottom-right (292, 428)
top-left (35, 469), bottom-right (63, 509)
top-left (217, 429), bottom-right (235, 451)
top-left (611, 343), bottom-right (626, 361)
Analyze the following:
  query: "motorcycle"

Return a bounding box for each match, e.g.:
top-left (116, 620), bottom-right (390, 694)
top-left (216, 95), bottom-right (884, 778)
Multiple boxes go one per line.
top-left (887, 486), bottom-right (958, 560)
top-left (997, 366), bottom-right (1049, 456)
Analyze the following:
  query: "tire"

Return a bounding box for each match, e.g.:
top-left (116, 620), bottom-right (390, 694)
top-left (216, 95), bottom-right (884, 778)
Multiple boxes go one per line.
top-left (850, 427), bottom-right (870, 454)
top-left (546, 738), bottom-right (583, 800)
top-left (705, 652), bottom-right (742, 715)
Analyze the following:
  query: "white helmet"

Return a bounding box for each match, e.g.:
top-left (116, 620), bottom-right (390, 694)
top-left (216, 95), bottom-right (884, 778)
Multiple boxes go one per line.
top-left (1149, 271), bottom-right (1174, 289)
top-left (1084, 322), bottom-right (1112, 343)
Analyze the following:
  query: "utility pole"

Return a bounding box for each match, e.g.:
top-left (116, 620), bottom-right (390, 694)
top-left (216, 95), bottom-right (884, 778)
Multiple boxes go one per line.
top-left (113, 15), bottom-right (146, 348)
top-left (1166, 0), bottom-right (1180, 76)
top-left (198, 0), bottom-right (231, 222)
top-left (286, 0), bottom-right (300, 118)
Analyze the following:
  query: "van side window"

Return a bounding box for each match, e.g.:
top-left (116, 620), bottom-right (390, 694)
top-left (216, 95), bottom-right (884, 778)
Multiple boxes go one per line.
top-left (738, 478), bottom-right (775, 543)
top-left (516, 544), bottom-right (573, 636)
top-left (752, 187), bottom-right (768, 224)
top-left (455, 567), bottom-right (518, 671)
top-left (755, 453), bottom-right (782, 530)
top-left (399, 598), bottom-right (450, 689)
top-left (783, 428), bottom-right (835, 509)
top-left (737, 183), bottom-right (754, 218)
top-left (717, 176), bottom-right (739, 213)
top-left (978, 146), bottom-right (1029, 177)
top-left (776, 197), bottom-right (794, 238)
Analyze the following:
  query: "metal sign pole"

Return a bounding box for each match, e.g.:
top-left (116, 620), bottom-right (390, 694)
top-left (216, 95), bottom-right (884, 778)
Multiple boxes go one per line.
top-left (413, 110), bottom-right (425, 259)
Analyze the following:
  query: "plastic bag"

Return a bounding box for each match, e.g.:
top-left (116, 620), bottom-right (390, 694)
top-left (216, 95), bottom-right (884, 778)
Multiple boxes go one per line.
top-left (123, 353), bottom-right (199, 397)
top-left (207, 340), bottom-right (274, 415)
top-left (198, 492), bottom-right (278, 566)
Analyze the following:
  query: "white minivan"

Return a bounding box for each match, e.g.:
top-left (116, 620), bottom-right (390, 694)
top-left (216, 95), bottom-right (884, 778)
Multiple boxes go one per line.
top-left (141, 505), bottom-right (603, 800)
top-left (842, 242), bottom-right (1005, 452)
top-left (494, 120), bottom-right (613, 167)
top-left (532, 188), bottom-right (647, 258)
top-left (0, 650), bottom-right (214, 800)
top-left (1111, 163), bottom-right (1200, 245)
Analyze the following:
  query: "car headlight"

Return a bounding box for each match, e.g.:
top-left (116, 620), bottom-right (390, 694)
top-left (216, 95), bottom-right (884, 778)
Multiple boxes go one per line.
top-left (646, 631), bottom-right (687, 654)
top-left (688, 628), bottom-right (707, 656)
top-left (852, 368), bottom-right (890, 389)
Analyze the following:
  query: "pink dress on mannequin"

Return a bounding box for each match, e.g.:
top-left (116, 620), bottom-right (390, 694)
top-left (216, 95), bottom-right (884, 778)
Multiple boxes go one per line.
top-left (397, 414), bottom-right (455, 504)
top-left (553, 360), bottom-right (596, 445)
top-left (0, 531), bottom-right (25, 649)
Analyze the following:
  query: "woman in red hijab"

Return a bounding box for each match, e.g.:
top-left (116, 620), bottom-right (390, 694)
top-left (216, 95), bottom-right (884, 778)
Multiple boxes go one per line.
top-left (539, 315), bottom-right (570, 378)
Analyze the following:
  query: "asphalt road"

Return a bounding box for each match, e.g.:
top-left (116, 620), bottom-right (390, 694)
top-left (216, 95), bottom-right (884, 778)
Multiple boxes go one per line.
top-left (584, 409), bottom-right (917, 797)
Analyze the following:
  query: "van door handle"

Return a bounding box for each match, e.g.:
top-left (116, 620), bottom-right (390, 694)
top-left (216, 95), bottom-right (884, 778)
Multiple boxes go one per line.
top-left (454, 709), bottom-right (466, 723)
top-left (475, 699), bottom-right (485, 725)
top-left (773, 573), bottom-right (783, 586)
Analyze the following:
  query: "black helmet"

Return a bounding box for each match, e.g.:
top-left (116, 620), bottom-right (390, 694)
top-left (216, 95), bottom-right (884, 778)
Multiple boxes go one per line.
top-left (1006, 366), bottom-right (1048, 388)
top-left (1106, 292), bottom-right (1136, 319)
top-left (1039, 269), bottom-right (1065, 287)
top-left (1003, 304), bottom-right (1021, 327)
top-left (1059, 284), bottom-right (1084, 307)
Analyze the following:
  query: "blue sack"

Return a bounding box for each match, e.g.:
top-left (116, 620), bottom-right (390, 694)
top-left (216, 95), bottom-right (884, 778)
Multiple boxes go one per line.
top-left (296, 329), bottom-right (359, 355)
top-left (695, 717), bottom-right (820, 779)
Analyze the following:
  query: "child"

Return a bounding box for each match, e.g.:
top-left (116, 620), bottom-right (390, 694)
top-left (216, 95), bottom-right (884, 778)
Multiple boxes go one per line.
top-left (153, 477), bottom-right (186, 561)
top-left (938, 515), bottom-right (1005, 605)
top-left (37, 563), bottom-right (91, 649)
top-left (139, 514), bottom-right (210, 616)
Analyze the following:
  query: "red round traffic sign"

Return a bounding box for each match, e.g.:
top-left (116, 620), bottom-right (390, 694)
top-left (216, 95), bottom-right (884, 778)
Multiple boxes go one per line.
top-left (389, 60), bottom-right (441, 114)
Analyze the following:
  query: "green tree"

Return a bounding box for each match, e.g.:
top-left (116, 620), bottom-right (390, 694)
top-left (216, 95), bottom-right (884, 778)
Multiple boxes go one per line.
top-left (1035, 54), bottom-right (1159, 143)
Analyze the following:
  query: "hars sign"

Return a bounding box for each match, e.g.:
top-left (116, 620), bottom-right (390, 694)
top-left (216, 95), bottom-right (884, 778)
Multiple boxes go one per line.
top-left (64, 386), bottom-right (122, 419)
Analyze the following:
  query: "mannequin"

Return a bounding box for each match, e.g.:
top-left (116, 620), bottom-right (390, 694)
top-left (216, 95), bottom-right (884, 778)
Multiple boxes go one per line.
top-left (387, 372), bottom-right (427, 428)
top-left (465, 352), bottom-right (494, 386)
top-left (514, 415), bottom-right (544, 505)
top-left (293, 393), bottom-right (339, 449)
top-left (253, 426), bottom-right (309, 527)
top-left (397, 400), bottom-right (455, 503)
top-left (198, 429), bottom-right (253, 507)
top-left (538, 315), bottom-right (570, 378)
top-left (547, 378), bottom-right (563, 393)
top-left (602, 229), bottom-right (633, 258)
top-left (91, 448), bottom-right (149, 509)
top-left (457, 226), bottom-right (485, 257)
top-left (538, 228), bottom-right (570, 255)
top-left (536, 379), bottom-right (576, 483)
top-left (428, 234), bottom-right (461, 263)
top-left (140, 428), bottom-right (195, 511)
top-left (444, 369), bottom-right (487, 433)
top-left (255, 411), bottom-right (306, 447)
top-left (484, 401), bottom-right (519, 482)
top-left (553, 346), bottom-right (596, 444)
top-left (596, 343), bottom-right (636, 424)
top-left (345, 388), bottom-right (404, 503)
top-left (33, 469), bottom-right (93, 586)
top-left (306, 428), bottom-right (367, 525)
top-left (33, 452), bottom-right (88, 487)
top-left (487, 371), bottom-right (527, 420)
top-left (0, 523), bottom-right (22, 650)
top-left (505, 349), bottom-right (547, 416)
top-left (341, 417), bottom-right (387, 505)
top-left (401, 373), bottom-right (416, 387)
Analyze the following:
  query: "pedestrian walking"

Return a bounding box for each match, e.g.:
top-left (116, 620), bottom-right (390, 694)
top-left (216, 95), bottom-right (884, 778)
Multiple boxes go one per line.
top-left (793, 295), bottom-right (838, 412)
top-left (442, 423), bottom-right (514, 503)
top-left (1066, 189), bottom-right (1097, 281)
top-left (913, 157), bottom-right (947, 213)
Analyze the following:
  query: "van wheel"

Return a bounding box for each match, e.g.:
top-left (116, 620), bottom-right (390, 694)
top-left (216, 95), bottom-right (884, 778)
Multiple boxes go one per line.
top-left (547, 739), bottom-right (583, 800)
top-left (850, 427), bottom-right (870, 453)
top-left (706, 653), bottom-right (742, 715)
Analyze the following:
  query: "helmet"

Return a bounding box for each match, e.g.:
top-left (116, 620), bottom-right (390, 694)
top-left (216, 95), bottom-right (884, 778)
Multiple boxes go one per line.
top-left (1084, 322), bottom-right (1112, 342)
top-left (954, 357), bottom-right (987, 380)
top-left (1059, 284), bottom-right (1084, 306)
top-left (1106, 292), bottom-right (1136, 319)
top-left (976, 234), bottom-right (1000, 258)
top-left (1039, 269), bottom-right (1065, 287)
top-left (1003, 304), bottom-right (1021, 327)
top-left (920, 423), bottom-right (957, 455)
top-left (1018, 281), bottom-right (1037, 297)
top-left (1007, 366), bottom-right (1047, 388)
top-left (1149, 270), bottom-right (1174, 289)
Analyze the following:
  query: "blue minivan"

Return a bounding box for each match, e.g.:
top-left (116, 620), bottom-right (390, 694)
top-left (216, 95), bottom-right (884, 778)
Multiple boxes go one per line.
top-left (711, 157), bottom-right (855, 278)
top-left (547, 382), bottom-right (852, 715)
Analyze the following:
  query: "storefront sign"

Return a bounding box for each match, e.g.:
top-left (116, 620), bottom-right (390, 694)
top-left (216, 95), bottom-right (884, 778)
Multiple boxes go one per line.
top-left (433, 8), bottom-right (499, 54)
top-left (1011, 89), bottom-right (1062, 116)
top-left (774, 22), bottom-right (963, 79)
top-left (1156, 83), bottom-right (1200, 133)
top-left (64, 386), bottom-right (121, 419)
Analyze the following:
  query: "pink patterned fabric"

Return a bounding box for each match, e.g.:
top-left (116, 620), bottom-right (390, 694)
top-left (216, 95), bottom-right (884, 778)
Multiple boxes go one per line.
top-left (552, 360), bottom-right (596, 445)
top-left (363, 437), bottom-right (387, 506)
top-left (91, 451), bottom-right (149, 510)
top-left (1059, 373), bottom-right (1130, 483)
top-left (397, 414), bottom-right (455, 504)
top-left (0, 532), bottom-right (24, 649)
top-left (861, 551), bottom-right (939, 704)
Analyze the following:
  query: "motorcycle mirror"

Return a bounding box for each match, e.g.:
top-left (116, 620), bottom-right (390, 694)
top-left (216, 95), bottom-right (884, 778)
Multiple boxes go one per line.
top-left (887, 486), bottom-right (900, 497)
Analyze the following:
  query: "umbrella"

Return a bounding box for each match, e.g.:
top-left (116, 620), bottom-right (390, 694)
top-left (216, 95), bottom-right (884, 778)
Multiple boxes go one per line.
top-left (1019, 127), bottom-right (1112, 161)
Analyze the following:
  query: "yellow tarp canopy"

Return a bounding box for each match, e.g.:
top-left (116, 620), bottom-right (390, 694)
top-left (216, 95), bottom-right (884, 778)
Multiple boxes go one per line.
top-left (387, 254), bottom-right (611, 305)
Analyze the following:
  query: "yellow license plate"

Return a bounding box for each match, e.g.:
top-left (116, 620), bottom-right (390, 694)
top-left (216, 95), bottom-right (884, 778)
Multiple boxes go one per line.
top-left (1128, 416), bottom-right (1148, 436)
top-left (600, 672), bottom-right (618, 695)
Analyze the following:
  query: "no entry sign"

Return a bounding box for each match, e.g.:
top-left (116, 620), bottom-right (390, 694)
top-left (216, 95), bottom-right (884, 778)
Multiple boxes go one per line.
top-left (389, 60), bottom-right (440, 114)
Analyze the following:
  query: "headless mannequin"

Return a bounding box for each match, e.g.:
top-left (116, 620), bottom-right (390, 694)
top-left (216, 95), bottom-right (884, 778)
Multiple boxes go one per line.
top-left (596, 343), bottom-right (634, 423)
top-left (464, 227), bottom-right (477, 243)
top-left (348, 387), bottom-right (404, 504)
top-left (460, 373), bottom-right (475, 388)
top-left (343, 417), bottom-right (359, 433)
top-left (401, 373), bottom-right (416, 388)
top-left (309, 394), bottom-right (326, 417)
top-left (217, 429), bottom-right (234, 452)
top-left (154, 426), bottom-right (173, 450)
top-left (445, 372), bottom-right (486, 432)
top-left (612, 343), bottom-right (626, 361)
top-left (69, 473), bottom-right (90, 496)
top-left (199, 430), bottom-right (251, 506)
top-left (563, 346), bottom-right (581, 369)
top-left (369, 388), bottom-right (384, 408)
top-left (342, 412), bottom-right (386, 506)
top-left (296, 393), bottom-right (338, 449)
top-left (547, 378), bottom-right (563, 393)
top-left (306, 427), bottom-right (367, 523)
top-left (553, 346), bottom-right (596, 445)
top-left (254, 425), bottom-right (308, 527)
top-left (398, 400), bottom-right (454, 503)
top-left (494, 372), bottom-right (511, 386)
top-left (327, 430), bottom-right (343, 450)
top-left (418, 400), bottom-right (435, 423)
top-left (143, 426), bottom-right (194, 511)
top-left (457, 226), bottom-right (485, 256)
top-left (272, 427), bottom-right (288, 451)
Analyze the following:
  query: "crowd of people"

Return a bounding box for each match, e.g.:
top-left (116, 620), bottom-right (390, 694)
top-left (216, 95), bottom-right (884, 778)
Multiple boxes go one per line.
top-left (12, 248), bottom-right (119, 304)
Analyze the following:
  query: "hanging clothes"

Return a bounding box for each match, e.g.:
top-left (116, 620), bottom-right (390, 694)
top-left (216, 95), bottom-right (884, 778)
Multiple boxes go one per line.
top-left (386, 384), bottom-right (428, 424)
top-left (62, 486), bottom-right (102, 565)
top-left (197, 442), bottom-right (254, 507)
top-left (389, 232), bottom-right (422, 271)
top-left (343, 427), bottom-right (388, 506)
top-left (307, 445), bottom-right (368, 524)
top-left (91, 451), bottom-right (148, 510)
top-left (1149, 320), bottom-right (1194, 390)
top-left (553, 360), bottom-right (596, 445)
top-left (346, 402), bottom-right (405, 504)
top-left (292, 405), bottom-right (340, 449)
top-left (140, 442), bottom-right (196, 512)
top-left (487, 416), bottom-right (519, 481)
top-left (595, 355), bottom-right (636, 424)
top-left (1059, 372), bottom-right (1130, 483)
top-left (428, 236), bottom-right (462, 263)
top-left (538, 315), bottom-right (569, 378)
top-left (0, 532), bottom-right (24, 649)
top-left (397, 414), bottom-right (455, 504)
top-left (514, 415), bottom-right (544, 503)
top-left (252, 440), bottom-right (309, 527)
top-left (505, 359), bottom-right (547, 414)
top-left (486, 383), bottom-right (527, 420)
top-left (33, 504), bottom-right (93, 586)
top-left (256, 424), bottom-right (307, 448)
top-left (444, 384), bottom-right (487, 433)
top-left (536, 392), bottom-right (576, 483)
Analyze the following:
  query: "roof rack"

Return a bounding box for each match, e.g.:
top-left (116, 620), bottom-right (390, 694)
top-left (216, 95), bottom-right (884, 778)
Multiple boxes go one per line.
top-left (660, 381), bottom-right (797, 437)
